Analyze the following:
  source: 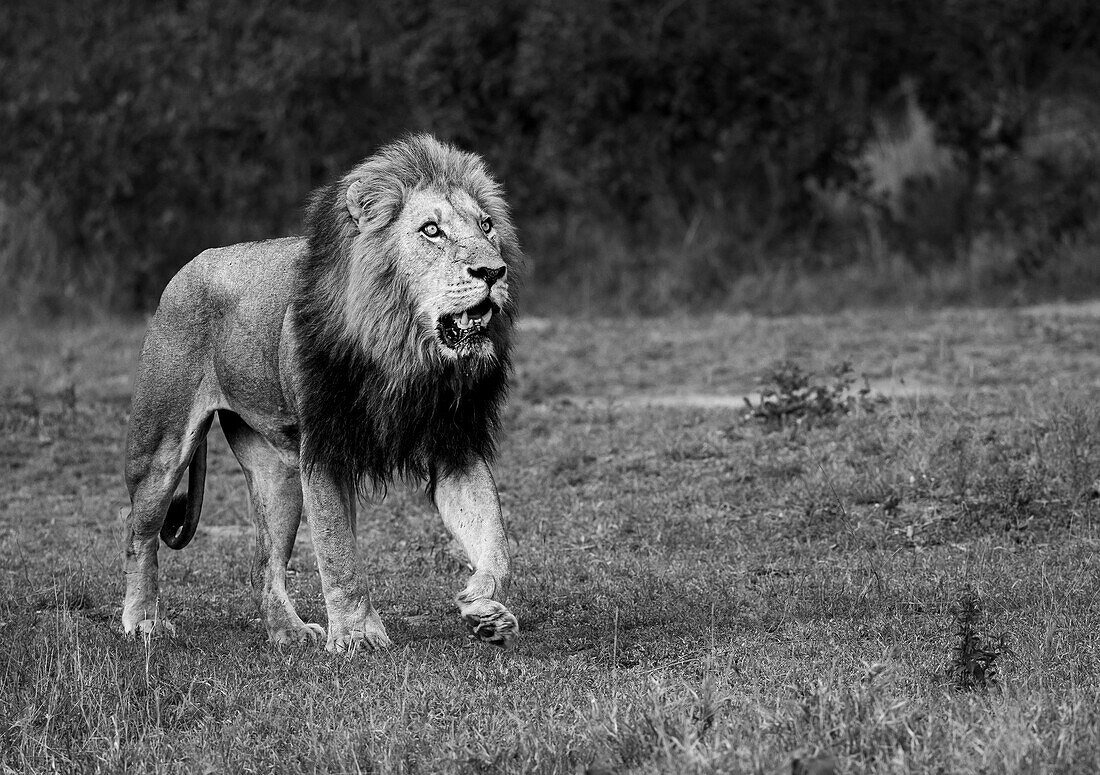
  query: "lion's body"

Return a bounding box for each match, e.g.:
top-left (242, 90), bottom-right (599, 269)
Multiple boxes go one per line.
top-left (129, 238), bottom-right (303, 468)
top-left (122, 135), bottom-right (521, 651)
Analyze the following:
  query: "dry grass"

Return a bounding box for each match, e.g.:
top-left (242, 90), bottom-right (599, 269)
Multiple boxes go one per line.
top-left (3, 303), bottom-right (1100, 773)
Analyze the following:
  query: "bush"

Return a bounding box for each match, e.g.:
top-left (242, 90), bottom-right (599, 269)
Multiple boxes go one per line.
top-left (2, 0), bottom-right (1099, 312)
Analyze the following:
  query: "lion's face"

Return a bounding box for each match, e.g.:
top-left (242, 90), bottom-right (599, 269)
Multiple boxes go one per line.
top-left (333, 135), bottom-right (521, 385)
top-left (388, 187), bottom-right (513, 363)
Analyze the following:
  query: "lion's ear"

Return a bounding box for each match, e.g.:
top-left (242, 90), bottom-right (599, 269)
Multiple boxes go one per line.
top-left (346, 180), bottom-right (368, 230)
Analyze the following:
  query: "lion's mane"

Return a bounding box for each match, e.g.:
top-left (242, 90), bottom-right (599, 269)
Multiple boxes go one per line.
top-left (292, 134), bottom-right (522, 499)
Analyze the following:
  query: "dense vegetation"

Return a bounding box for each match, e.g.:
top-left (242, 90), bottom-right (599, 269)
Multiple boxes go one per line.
top-left (2, 0), bottom-right (1099, 312)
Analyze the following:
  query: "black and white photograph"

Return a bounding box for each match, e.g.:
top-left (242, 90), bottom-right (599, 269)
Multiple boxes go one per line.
top-left (3, 1), bottom-right (1100, 772)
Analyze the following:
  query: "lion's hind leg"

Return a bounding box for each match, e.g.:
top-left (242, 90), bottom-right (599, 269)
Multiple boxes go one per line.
top-left (122, 402), bottom-right (213, 639)
top-left (221, 412), bottom-right (325, 648)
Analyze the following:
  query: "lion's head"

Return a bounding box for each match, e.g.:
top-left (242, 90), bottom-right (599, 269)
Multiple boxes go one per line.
top-left (293, 134), bottom-right (523, 497)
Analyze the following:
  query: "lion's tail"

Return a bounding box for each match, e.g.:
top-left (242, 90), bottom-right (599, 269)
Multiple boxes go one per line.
top-left (160, 438), bottom-right (208, 550)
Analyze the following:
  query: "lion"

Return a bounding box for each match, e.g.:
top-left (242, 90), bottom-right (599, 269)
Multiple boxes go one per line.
top-left (121, 134), bottom-right (522, 651)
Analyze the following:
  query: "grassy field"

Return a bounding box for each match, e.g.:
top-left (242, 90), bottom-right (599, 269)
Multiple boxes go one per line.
top-left (3, 303), bottom-right (1100, 774)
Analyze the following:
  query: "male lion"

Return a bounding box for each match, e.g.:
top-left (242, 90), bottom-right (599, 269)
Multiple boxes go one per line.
top-left (122, 134), bottom-right (521, 651)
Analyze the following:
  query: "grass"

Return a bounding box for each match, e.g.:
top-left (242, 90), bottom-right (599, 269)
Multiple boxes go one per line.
top-left (3, 303), bottom-right (1100, 773)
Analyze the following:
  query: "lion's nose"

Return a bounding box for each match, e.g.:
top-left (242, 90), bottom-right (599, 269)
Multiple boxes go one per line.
top-left (467, 265), bottom-right (507, 287)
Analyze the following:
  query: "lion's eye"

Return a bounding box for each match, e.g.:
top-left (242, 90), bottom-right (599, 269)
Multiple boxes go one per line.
top-left (480, 217), bottom-right (493, 234)
top-left (420, 222), bottom-right (441, 238)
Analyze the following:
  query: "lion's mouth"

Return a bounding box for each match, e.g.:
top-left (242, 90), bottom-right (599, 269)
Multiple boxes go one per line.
top-left (437, 299), bottom-right (496, 350)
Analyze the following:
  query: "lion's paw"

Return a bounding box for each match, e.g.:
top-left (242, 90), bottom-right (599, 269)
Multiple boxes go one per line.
top-left (271, 622), bottom-right (326, 649)
top-left (460, 598), bottom-right (519, 648)
top-left (129, 617), bottom-right (177, 640)
top-left (326, 626), bottom-right (393, 653)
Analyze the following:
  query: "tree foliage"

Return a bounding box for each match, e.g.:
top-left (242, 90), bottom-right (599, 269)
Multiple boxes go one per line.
top-left (2, 0), bottom-right (1098, 309)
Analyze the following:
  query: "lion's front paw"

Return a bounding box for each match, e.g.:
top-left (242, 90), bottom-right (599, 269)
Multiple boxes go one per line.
top-left (128, 617), bottom-right (177, 640)
top-left (271, 622), bottom-right (326, 649)
top-left (327, 626), bottom-right (393, 653)
top-left (325, 608), bottom-right (393, 653)
top-left (460, 598), bottom-right (519, 648)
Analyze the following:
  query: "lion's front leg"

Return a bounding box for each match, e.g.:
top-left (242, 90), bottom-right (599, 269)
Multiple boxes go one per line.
top-left (434, 457), bottom-right (519, 647)
top-left (301, 469), bottom-right (392, 653)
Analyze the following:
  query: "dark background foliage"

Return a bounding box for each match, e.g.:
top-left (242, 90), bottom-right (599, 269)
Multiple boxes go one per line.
top-left (2, 0), bottom-right (1099, 313)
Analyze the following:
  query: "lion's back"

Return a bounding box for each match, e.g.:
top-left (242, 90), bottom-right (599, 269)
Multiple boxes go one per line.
top-left (153, 236), bottom-right (306, 334)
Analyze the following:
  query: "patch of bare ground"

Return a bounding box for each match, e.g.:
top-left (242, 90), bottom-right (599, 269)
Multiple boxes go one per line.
top-left (559, 377), bottom-right (947, 412)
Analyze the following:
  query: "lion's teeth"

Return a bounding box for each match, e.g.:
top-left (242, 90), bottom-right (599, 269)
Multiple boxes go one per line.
top-left (458, 311), bottom-right (471, 329)
top-left (482, 307), bottom-right (493, 326)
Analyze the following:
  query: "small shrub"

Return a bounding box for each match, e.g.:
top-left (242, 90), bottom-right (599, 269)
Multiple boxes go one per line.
top-left (743, 361), bottom-right (885, 432)
top-left (946, 589), bottom-right (1011, 692)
